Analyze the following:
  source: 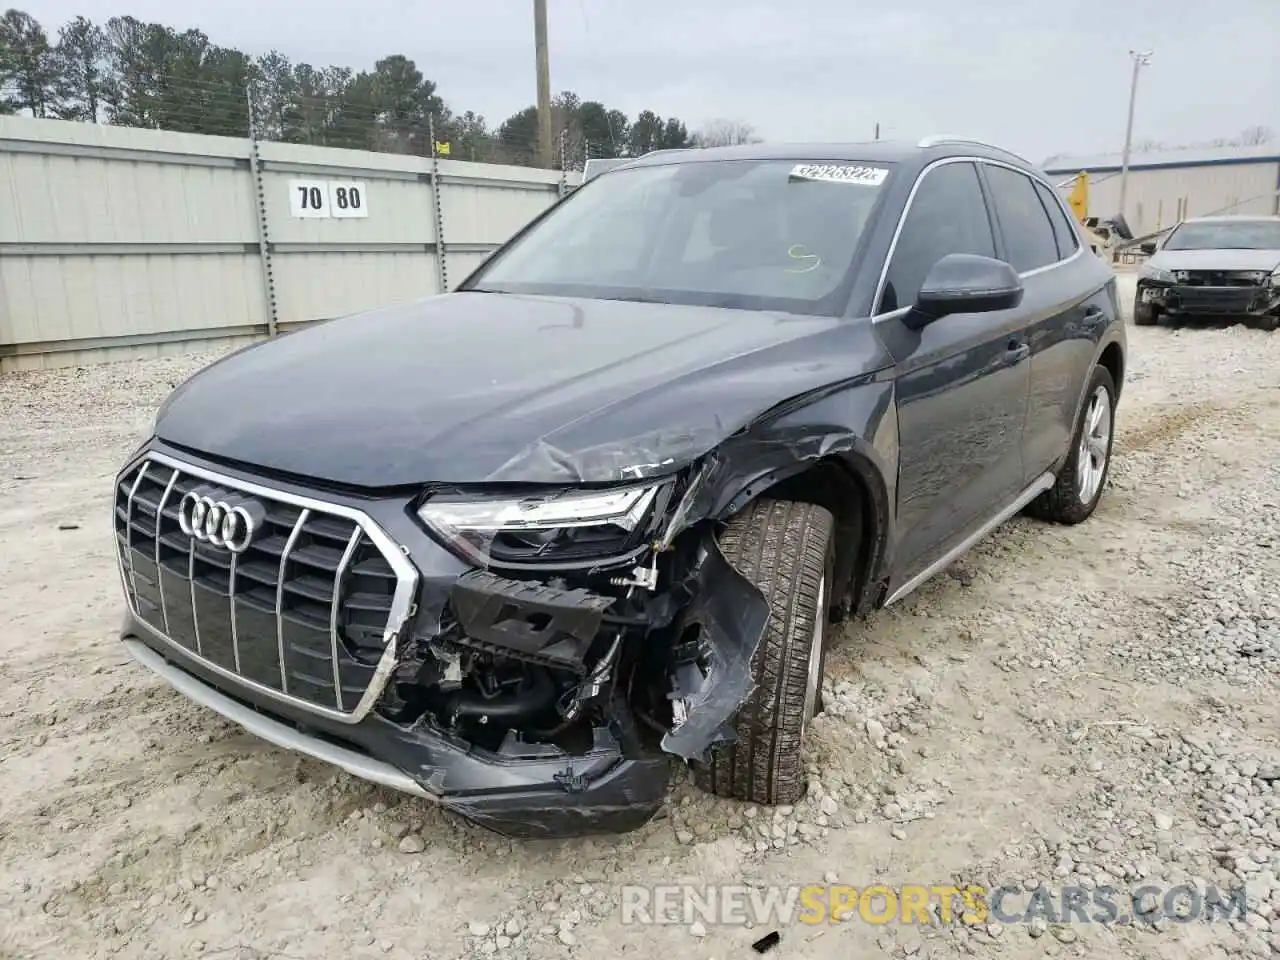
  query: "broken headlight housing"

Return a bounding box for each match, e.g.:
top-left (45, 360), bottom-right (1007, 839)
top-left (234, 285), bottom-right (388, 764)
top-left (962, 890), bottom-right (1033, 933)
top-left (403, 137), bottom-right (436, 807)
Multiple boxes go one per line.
top-left (1138, 263), bottom-right (1175, 284)
top-left (418, 483), bottom-right (671, 568)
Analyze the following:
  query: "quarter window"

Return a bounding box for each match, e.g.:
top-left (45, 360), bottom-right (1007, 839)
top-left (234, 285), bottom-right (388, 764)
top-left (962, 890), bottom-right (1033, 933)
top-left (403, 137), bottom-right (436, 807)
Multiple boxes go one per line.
top-left (880, 161), bottom-right (995, 313)
top-left (1034, 179), bottom-right (1080, 260)
top-left (982, 164), bottom-right (1060, 272)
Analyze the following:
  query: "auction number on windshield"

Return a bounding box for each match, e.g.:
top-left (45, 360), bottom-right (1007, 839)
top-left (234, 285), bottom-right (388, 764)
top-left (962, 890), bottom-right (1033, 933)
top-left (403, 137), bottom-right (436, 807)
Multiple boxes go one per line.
top-left (288, 179), bottom-right (369, 218)
top-left (789, 164), bottom-right (889, 186)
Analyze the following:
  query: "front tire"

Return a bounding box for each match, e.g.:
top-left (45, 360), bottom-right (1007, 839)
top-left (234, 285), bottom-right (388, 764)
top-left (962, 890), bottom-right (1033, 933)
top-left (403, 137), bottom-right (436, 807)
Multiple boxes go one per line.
top-left (1133, 298), bottom-right (1159, 326)
top-left (691, 499), bottom-right (835, 806)
top-left (1026, 365), bottom-right (1117, 525)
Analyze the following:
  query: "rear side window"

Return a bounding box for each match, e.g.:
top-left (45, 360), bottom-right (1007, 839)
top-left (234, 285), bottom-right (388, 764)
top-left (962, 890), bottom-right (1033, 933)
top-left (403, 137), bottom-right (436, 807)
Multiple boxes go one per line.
top-left (1034, 180), bottom-right (1080, 259)
top-left (983, 164), bottom-right (1060, 272)
top-left (880, 161), bottom-right (996, 313)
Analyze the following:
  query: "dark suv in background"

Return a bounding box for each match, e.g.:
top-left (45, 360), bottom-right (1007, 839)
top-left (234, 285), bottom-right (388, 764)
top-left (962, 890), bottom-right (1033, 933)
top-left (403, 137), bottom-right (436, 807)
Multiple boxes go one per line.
top-left (115, 135), bottom-right (1125, 838)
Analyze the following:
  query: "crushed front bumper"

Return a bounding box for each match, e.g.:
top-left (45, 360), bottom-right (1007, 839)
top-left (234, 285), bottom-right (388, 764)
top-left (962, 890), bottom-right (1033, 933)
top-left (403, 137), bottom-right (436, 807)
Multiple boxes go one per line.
top-left (122, 610), bottom-right (671, 838)
top-left (114, 442), bottom-right (775, 839)
top-left (1141, 280), bottom-right (1280, 317)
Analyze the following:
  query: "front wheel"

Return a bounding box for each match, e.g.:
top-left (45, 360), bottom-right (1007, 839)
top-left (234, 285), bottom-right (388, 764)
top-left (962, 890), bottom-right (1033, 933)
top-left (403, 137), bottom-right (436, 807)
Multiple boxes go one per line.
top-left (690, 499), bottom-right (835, 806)
top-left (1026, 365), bottom-right (1117, 525)
top-left (1133, 298), bottom-right (1159, 326)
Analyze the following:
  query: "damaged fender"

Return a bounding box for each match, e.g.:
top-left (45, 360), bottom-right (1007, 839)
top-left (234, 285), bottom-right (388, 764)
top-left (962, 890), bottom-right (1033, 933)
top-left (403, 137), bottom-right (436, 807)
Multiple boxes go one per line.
top-left (654, 375), bottom-right (898, 762)
top-left (659, 537), bottom-right (770, 762)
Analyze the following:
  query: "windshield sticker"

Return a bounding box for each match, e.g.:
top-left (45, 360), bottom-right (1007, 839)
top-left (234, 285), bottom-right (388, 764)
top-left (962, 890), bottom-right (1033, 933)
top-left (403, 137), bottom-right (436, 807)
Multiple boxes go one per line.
top-left (789, 163), bottom-right (888, 186)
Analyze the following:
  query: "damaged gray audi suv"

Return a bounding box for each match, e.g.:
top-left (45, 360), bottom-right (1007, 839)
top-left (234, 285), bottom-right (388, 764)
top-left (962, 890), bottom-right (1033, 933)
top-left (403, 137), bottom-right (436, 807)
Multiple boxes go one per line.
top-left (115, 136), bottom-right (1126, 838)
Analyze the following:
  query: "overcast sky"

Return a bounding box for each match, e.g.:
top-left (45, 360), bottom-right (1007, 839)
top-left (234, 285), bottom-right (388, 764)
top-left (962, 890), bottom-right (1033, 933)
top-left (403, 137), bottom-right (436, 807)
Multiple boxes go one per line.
top-left (19, 0), bottom-right (1280, 163)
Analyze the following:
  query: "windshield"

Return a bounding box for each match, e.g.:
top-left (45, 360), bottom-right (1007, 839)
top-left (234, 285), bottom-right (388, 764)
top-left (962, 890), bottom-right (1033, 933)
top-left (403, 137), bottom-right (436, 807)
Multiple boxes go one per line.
top-left (463, 158), bottom-right (894, 316)
top-left (1163, 220), bottom-right (1280, 251)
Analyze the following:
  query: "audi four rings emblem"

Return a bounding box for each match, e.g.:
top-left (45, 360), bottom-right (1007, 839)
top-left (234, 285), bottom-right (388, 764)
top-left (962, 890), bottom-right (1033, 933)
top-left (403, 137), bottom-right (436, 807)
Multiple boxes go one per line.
top-left (178, 488), bottom-right (265, 554)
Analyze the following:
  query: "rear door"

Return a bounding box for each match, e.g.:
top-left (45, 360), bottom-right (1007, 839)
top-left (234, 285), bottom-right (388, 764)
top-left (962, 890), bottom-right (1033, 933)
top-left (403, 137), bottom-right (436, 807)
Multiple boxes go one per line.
top-left (978, 162), bottom-right (1102, 482)
top-left (877, 160), bottom-right (1032, 584)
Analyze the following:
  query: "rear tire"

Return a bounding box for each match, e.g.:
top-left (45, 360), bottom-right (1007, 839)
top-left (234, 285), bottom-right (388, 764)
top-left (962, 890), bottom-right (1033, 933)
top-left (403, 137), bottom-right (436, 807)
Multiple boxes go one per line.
top-left (1026, 365), bottom-right (1117, 525)
top-left (1255, 314), bottom-right (1279, 332)
top-left (690, 499), bottom-right (835, 806)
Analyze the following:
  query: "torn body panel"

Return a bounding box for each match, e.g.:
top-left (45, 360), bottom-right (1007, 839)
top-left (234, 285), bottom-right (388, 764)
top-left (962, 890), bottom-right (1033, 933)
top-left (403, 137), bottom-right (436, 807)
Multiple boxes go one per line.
top-left (659, 538), bottom-right (770, 761)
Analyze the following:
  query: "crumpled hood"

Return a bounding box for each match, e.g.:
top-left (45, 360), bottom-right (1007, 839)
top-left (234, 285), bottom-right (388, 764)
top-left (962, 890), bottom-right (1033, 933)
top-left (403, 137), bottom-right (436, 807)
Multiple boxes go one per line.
top-left (154, 292), bottom-right (890, 488)
top-left (1150, 248), bottom-right (1280, 273)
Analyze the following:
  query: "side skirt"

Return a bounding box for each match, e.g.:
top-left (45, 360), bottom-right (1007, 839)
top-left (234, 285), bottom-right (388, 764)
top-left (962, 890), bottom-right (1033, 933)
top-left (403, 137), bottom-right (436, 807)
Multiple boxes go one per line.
top-left (882, 471), bottom-right (1056, 607)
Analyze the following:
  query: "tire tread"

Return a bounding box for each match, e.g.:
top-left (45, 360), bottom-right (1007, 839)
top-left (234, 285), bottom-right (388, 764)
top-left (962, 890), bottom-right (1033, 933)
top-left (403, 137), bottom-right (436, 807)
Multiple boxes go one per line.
top-left (692, 499), bottom-right (834, 805)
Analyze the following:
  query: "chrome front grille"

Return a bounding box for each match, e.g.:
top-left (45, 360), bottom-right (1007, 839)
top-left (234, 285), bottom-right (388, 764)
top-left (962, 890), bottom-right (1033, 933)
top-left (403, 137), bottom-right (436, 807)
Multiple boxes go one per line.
top-left (114, 452), bottom-right (418, 723)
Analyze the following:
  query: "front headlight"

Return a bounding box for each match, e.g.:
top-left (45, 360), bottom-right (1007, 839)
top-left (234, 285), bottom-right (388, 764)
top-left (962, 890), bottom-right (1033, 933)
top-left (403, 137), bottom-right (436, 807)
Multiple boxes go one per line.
top-left (418, 483), bottom-right (667, 567)
top-left (1138, 263), bottom-right (1175, 284)
top-left (1270, 267), bottom-right (1280, 288)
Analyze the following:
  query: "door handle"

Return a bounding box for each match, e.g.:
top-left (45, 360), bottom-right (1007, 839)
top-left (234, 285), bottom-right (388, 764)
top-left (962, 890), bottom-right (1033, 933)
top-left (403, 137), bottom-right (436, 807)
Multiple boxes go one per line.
top-left (1004, 341), bottom-right (1030, 365)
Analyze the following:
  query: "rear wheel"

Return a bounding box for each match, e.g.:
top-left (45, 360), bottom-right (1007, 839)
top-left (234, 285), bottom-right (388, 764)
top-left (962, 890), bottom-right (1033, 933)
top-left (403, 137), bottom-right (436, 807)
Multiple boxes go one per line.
top-left (691, 499), bottom-right (835, 805)
top-left (1026, 365), bottom-right (1117, 525)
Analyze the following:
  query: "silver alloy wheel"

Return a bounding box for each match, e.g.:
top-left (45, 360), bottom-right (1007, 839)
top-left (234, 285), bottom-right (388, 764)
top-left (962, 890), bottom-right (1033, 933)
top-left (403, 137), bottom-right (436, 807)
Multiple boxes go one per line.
top-left (1076, 385), bottom-right (1113, 504)
top-left (802, 576), bottom-right (827, 729)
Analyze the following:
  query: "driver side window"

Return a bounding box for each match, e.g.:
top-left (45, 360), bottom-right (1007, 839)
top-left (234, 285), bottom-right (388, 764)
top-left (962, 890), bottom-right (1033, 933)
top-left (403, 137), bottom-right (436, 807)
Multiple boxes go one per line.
top-left (879, 162), bottom-right (996, 313)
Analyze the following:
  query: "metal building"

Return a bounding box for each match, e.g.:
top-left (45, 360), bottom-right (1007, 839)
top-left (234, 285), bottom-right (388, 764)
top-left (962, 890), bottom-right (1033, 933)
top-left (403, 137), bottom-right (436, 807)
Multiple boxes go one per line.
top-left (1043, 144), bottom-right (1280, 239)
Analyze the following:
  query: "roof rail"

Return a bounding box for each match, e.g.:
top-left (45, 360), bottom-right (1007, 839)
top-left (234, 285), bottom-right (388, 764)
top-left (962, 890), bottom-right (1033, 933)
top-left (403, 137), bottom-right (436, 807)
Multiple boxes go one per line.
top-left (916, 134), bottom-right (1030, 163)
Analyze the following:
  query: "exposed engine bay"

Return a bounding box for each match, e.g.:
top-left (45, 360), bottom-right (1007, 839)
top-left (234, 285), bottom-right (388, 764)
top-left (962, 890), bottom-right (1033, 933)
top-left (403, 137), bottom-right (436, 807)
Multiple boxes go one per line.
top-left (378, 515), bottom-right (768, 768)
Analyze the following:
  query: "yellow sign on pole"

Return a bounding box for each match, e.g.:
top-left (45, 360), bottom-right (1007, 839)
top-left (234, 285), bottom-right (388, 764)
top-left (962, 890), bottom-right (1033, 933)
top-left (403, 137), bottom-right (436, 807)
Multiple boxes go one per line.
top-left (1066, 171), bottom-right (1089, 221)
top-left (435, 141), bottom-right (451, 156)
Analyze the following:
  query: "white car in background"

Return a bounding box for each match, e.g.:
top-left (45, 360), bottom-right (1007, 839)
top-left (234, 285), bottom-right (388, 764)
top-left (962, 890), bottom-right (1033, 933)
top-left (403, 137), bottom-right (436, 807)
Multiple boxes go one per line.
top-left (1134, 215), bottom-right (1280, 331)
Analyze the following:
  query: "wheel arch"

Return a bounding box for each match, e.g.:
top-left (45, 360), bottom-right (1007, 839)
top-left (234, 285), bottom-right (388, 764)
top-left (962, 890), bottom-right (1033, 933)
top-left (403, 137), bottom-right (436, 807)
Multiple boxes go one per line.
top-left (713, 451), bottom-right (893, 618)
top-left (1098, 339), bottom-right (1125, 401)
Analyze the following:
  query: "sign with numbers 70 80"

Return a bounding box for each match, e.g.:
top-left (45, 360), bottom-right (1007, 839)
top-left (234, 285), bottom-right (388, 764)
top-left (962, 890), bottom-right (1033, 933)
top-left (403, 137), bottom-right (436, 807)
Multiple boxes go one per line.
top-left (288, 179), bottom-right (369, 219)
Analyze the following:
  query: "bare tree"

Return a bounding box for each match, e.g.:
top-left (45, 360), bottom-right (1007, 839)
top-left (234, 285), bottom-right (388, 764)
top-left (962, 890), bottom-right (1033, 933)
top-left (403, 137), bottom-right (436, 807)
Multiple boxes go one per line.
top-left (1235, 125), bottom-right (1273, 146)
top-left (692, 118), bottom-right (760, 148)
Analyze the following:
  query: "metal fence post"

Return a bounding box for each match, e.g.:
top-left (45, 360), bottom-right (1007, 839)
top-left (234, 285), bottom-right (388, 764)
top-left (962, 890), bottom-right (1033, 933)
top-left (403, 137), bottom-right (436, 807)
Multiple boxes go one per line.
top-left (429, 116), bottom-right (449, 294)
top-left (558, 130), bottom-right (569, 199)
top-left (245, 84), bottom-right (279, 338)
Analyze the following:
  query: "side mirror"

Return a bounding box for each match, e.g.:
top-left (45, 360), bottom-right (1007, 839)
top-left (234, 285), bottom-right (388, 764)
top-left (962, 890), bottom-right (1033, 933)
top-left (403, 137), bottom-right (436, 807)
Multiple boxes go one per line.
top-left (1139, 240), bottom-right (1158, 255)
top-left (906, 253), bottom-right (1024, 329)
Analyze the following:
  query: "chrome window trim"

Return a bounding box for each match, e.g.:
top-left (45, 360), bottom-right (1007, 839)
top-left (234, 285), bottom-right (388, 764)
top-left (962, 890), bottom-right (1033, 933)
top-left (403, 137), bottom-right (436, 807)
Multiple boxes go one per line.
top-left (114, 450), bottom-right (421, 726)
top-left (1031, 176), bottom-right (1084, 260)
top-left (870, 155), bottom-right (1085, 322)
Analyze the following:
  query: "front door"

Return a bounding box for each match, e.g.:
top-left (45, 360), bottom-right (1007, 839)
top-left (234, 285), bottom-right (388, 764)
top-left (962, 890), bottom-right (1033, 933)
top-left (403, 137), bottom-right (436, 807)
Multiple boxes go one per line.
top-left (874, 160), bottom-right (1032, 583)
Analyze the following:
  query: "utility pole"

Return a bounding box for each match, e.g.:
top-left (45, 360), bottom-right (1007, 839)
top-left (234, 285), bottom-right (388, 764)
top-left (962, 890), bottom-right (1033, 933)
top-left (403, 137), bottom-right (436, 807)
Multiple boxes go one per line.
top-left (1117, 49), bottom-right (1153, 224)
top-left (533, 0), bottom-right (554, 169)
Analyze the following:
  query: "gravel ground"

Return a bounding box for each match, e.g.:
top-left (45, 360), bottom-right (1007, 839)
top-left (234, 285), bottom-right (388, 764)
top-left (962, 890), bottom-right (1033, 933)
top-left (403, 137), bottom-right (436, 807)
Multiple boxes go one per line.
top-left (2, 273), bottom-right (1279, 960)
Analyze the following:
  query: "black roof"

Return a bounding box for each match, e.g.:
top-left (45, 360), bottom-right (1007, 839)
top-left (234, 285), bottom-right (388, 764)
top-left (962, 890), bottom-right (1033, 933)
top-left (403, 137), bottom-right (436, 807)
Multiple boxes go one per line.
top-left (616, 137), bottom-right (1042, 178)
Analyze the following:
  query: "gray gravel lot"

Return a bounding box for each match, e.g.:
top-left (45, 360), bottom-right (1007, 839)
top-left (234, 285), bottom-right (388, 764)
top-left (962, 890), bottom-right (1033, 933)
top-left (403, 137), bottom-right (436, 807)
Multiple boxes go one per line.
top-left (2, 273), bottom-right (1278, 960)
